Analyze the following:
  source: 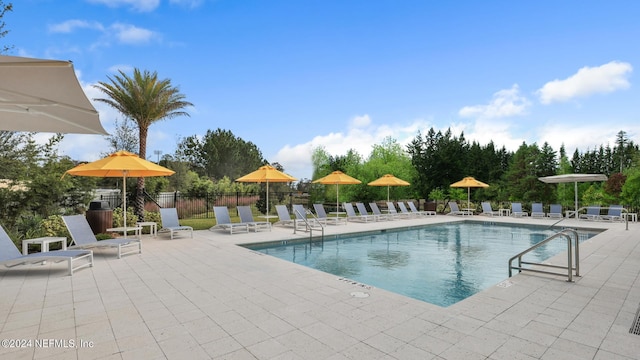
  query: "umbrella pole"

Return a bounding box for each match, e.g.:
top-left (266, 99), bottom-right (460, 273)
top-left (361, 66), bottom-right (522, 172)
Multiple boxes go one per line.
top-left (266, 181), bottom-right (269, 217)
top-left (336, 184), bottom-right (339, 218)
top-left (387, 185), bottom-right (390, 202)
top-left (123, 172), bottom-right (127, 238)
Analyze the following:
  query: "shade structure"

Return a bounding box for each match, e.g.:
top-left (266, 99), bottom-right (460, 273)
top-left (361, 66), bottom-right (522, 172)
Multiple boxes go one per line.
top-left (367, 174), bottom-right (410, 202)
top-left (450, 176), bottom-right (489, 209)
top-left (0, 55), bottom-right (107, 134)
top-left (312, 171), bottom-right (362, 217)
top-left (236, 165), bottom-right (297, 217)
top-left (65, 150), bottom-right (175, 236)
top-left (538, 173), bottom-right (607, 218)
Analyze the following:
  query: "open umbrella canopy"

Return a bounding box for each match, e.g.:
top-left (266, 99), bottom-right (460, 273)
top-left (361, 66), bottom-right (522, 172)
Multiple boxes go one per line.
top-left (236, 165), bottom-right (297, 183)
top-left (65, 150), bottom-right (175, 235)
top-left (0, 55), bottom-right (107, 134)
top-left (313, 171), bottom-right (362, 185)
top-left (236, 165), bottom-right (297, 216)
top-left (539, 173), bottom-right (607, 218)
top-left (66, 150), bottom-right (175, 178)
top-left (313, 171), bottom-right (362, 216)
top-left (368, 174), bottom-right (410, 202)
top-left (450, 176), bottom-right (490, 209)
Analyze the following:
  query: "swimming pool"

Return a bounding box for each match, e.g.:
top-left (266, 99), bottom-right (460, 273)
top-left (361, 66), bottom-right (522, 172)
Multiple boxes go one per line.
top-left (245, 221), bottom-right (598, 307)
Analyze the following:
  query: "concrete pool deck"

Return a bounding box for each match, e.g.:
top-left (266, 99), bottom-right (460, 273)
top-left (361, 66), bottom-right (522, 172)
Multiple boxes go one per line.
top-left (1, 215), bottom-right (639, 359)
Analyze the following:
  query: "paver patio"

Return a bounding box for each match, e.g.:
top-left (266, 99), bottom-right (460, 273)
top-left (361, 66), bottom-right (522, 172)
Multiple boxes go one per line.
top-left (1, 215), bottom-right (639, 359)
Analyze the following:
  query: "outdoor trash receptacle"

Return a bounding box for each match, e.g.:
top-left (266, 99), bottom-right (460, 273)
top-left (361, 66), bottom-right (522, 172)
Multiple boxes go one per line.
top-left (86, 201), bottom-right (113, 234)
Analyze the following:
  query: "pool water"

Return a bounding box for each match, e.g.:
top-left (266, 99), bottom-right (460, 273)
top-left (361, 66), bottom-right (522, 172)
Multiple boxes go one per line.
top-left (245, 221), bottom-right (597, 307)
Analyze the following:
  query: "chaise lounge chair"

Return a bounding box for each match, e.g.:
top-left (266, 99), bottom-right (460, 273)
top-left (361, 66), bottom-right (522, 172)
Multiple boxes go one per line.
top-left (511, 203), bottom-right (529, 217)
top-left (275, 205), bottom-right (293, 227)
top-left (0, 225), bottom-right (93, 276)
top-left (397, 202), bottom-right (416, 218)
top-left (211, 206), bottom-right (249, 234)
top-left (370, 202), bottom-right (393, 220)
top-left (448, 202), bottom-right (469, 216)
top-left (547, 204), bottom-right (563, 219)
top-left (237, 205), bottom-right (271, 232)
top-left (601, 205), bottom-right (623, 222)
top-left (387, 202), bottom-right (411, 219)
top-left (356, 202), bottom-right (385, 221)
top-left (343, 203), bottom-right (375, 222)
top-left (62, 215), bottom-right (142, 259)
top-left (408, 201), bottom-right (436, 216)
top-left (313, 203), bottom-right (348, 225)
top-left (293, 204), bottom-right (324, 229)
top-left (531, 203), bottom-right (545, 218)
top-left (159, 208), bottom-right (194, 239)
top-left (579, 206), bottom-right (601, 221)
top-left (480, 202), bottom-right (500, 217)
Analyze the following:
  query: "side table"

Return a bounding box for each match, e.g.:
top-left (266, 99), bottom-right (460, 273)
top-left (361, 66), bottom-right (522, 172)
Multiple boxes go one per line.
top-left (136, 222), bottom-right (157, 237)
top-left (22, 236), bottom-right (67, 255)
top-left (106, 226), bottom-right (142, 239)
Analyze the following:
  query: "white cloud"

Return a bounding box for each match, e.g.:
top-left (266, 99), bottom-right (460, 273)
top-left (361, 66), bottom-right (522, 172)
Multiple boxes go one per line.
top-left (48, 20), bottom-right (104, 33)
top-left (349, 114), bottom-right (371, 128)
top-left (459, 84), bottom-right (531, 119)
top-left (111, 23), bottom-right (158, 45)
top-left (537, 61), bottom-right (632, 104)
top-left (273, 115), bottom-right (432, 180)
top-left (87, 0), bottom-right (160, 12)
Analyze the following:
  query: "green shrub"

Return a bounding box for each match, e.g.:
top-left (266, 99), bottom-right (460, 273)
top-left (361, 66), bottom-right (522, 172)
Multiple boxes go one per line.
top-left (112, 207), bottom-right (138, 227)
top-left (41, 215), bottom-right (70, 238)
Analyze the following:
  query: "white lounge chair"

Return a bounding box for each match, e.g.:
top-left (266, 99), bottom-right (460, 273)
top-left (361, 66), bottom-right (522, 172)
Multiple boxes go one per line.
top-left (313, 203), bottom-right (347, 225)
top-left (601, 205), bottom-right (623, 222)
top-left (293, 204), bottom-right (324, 229)
top-left (511, 203), bottom-right (528, 217)
top-left (274, 205), bottom-right (293, 226)
top-left (531, 203), bottom-right (545, 218)
top-left (343, 202), bottom-right (371, 222)
top-left (0, 225), bottom-right (93, 276)
top-left (387, 202), bottom-right (411, 219)
top-left (211, 206), bottom-right (249, 234)
top-left (370, 202), bottom-right (393, 220)
top-left (62, 215), bottom-right (141, 259)
top-left (547, 204), bottom-right (563, 219)
top-left (355, 202), bottom-right (384, 222)
top-left (448, 202), bottom-right (469, 216)
top-left (159, 208), bottom-right (194, 239)
top-left (237, 205), bottom-right (271, 232)
top-left (480, 202), bottom-right (499, 216)
top-left (397, 202), bottom-right (416, 218)
top-left (579, 206), bottom-right (601, 221)
top-left (408, 201), bottom-right (436, 216)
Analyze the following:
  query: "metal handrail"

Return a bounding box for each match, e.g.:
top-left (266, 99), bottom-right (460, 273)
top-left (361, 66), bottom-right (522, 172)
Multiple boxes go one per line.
top-left (508, 229), bottom-right (579, 282)
top-left (293, 208), bottom-right (324, 243)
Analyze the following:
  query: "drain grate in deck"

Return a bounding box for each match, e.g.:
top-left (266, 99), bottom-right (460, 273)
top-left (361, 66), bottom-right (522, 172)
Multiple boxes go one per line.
top-left (630, 304), bottom-right (640, 335)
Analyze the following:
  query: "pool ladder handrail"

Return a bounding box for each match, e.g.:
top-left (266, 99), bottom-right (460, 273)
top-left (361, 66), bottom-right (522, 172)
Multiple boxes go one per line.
top-left (293, 208), bottom-right (324, 243)
top-left (508, 229), bottom-right (579, 282)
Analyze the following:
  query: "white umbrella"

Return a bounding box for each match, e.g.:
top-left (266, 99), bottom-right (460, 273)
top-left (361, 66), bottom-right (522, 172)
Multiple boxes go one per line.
top-left (539, 174), bottom-right (607, 218)
top-left (0, 55), bottom-right (107, 134)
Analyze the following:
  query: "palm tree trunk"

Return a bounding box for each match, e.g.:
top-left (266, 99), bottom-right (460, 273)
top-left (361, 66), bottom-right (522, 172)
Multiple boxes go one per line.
top-left (135, 125), bottom-right (148, 221)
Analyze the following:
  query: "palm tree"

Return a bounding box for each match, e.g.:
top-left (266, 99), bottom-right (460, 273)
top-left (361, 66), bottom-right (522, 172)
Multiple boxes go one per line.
top-left (94, 68), bottom-right (193, 219)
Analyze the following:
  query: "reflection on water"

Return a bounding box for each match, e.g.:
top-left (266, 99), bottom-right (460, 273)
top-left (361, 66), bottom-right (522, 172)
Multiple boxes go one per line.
top-left (367, 249), bottom-right (410, 269)
top-left (249, 222), bottom-right (596, 307)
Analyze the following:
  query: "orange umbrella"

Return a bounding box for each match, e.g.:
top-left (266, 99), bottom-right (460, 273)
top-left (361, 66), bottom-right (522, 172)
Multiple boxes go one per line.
top-left (367, 174), bottom-right (410, 202)
top-left (236, 165), bottom-right (297, 216)
top-left (450, 176), bottom-right (489, 209)
top-left (313, 171), bottom-right (362, 217)
top-left (65, 150), bottom-right (175, 235)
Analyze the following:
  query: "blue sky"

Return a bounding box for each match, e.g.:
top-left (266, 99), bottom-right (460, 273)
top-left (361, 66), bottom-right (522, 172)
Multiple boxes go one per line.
top-left (8, 0), bottom-right (640, 180)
